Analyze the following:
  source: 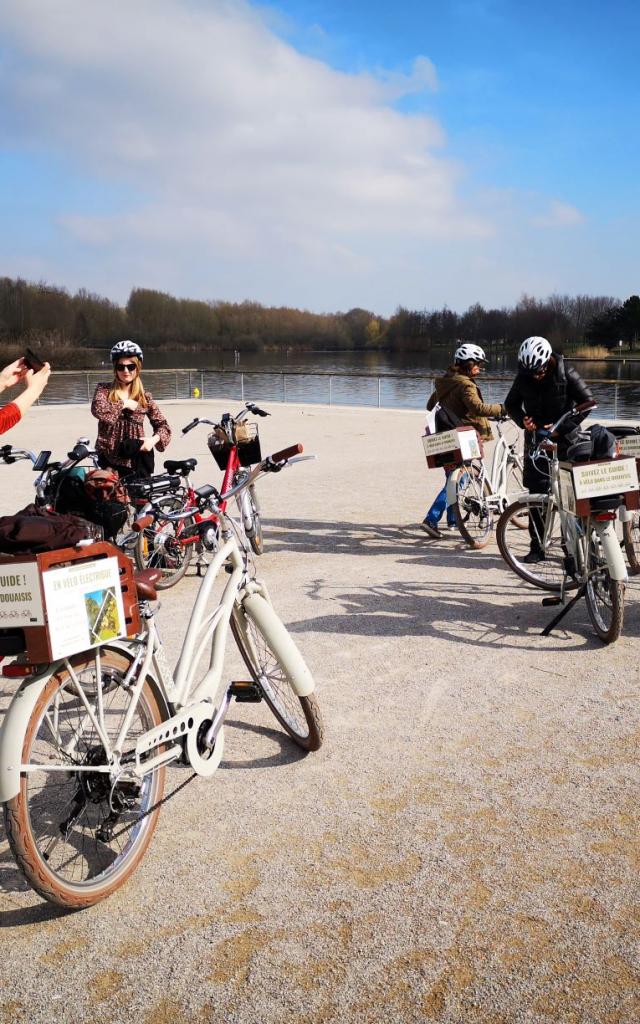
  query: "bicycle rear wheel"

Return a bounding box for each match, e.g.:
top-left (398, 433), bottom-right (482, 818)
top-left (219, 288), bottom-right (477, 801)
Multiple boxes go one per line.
top-left (453, 464), bottom-right (493, 549)
top-left (585, 534), bottom-right (625, 643)
top-left (4, 651), bottom-right (166, 908)
top-left (231, 595), bottom-right (323, 751)
top-left (134, 495), bottom-right (193, 589)
top-left (497, 497), bottom-right (577, 592)
top-left (622, 514), bottom-right (640, 574)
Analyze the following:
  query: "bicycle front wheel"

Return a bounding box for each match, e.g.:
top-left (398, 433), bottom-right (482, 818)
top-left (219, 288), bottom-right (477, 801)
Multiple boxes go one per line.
top-left (246, 486), bottom-right (264, 556)
top-left (4, 650), bottom-right (166, 908)
top-left (453, 464), bottom-right (493, 549)
top-left (585, 534), bottom-right (625, 644)
top-left (134, 495), bottom-right (193, 589)
top-left (497, 498), bottom-right (576, 592)
top-left (231, 595), bottom-right (323, 751)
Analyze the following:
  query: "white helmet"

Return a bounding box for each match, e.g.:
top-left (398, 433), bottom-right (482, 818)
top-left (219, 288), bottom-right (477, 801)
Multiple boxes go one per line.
top-left (518, 336), bottom-right (552, 373)
top-left (111, 340), bottom-right (143, 363)
top-left (454, 343), bottom-right (487, 365)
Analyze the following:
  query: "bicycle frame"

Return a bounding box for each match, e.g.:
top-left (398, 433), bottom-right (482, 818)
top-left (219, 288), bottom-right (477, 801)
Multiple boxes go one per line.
top-left (0, 452), bottom-right (311, 800)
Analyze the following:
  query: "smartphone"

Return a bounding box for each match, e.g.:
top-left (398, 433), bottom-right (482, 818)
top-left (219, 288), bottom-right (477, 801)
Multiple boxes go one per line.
top-left (24, 347), bottom-right (45, 372)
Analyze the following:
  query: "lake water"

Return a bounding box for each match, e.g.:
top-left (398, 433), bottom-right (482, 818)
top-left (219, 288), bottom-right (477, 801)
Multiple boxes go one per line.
top-left (46, 348), bottom-right (640, 420)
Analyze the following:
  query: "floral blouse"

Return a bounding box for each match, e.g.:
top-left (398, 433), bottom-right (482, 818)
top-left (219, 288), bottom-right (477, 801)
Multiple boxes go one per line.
top-left (91, 383), bottom-right (172, 470)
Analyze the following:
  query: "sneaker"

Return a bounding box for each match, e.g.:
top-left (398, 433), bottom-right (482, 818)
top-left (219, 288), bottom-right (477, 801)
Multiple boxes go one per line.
top-left (420, 520), bottom-right (442, 539)
top-left (523, 547), bottom-right (545, 564)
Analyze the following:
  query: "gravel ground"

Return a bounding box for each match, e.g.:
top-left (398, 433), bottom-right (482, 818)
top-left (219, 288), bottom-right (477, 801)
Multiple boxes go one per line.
top-left (0, 398), bottom-right (638, 1024)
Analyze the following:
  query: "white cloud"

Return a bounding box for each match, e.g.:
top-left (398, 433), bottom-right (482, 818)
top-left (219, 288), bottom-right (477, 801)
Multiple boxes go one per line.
top-left (0, 0), bottom-right (493, 308)
top-left (532, 200), bottom-right (586, 228)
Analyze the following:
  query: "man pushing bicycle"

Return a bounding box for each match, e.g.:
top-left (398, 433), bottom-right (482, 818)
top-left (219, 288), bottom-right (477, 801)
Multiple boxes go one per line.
top-left (504, 336), bottom-right (592, 563)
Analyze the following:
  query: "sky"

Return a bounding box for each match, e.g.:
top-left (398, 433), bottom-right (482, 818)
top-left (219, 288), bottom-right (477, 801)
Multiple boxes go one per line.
top-left (0, 0), bottom-right (638, 316)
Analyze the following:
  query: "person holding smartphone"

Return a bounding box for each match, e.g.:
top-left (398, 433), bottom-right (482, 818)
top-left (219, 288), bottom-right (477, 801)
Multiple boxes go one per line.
top-left (0, 355), bottom-right (51, 435)
top-left (91, 341), bottom-right (171, 477)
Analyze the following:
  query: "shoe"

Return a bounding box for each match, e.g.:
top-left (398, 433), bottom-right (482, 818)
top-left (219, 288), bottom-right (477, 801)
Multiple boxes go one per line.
top-left (523, 547), bottom-right (545, 564)
top-left (420, 520), bottom-right (442, 539)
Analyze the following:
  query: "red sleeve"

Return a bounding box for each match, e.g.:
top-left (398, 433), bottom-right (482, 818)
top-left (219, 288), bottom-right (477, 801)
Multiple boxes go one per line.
top-left (0, 402), bottom-right (21, 435)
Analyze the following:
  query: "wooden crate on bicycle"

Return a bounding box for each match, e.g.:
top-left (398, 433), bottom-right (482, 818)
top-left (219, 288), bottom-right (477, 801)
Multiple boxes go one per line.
top-left (422, 425), bottom-right (484, 469)
top-left (0, 541), bottom-right (141, 666)
top-left (557, 457), bottom-right (640, 517)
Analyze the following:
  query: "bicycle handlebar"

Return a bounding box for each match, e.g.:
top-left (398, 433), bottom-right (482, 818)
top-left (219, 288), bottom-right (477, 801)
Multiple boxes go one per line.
top-left (0, 445), bottom-right (37, 465)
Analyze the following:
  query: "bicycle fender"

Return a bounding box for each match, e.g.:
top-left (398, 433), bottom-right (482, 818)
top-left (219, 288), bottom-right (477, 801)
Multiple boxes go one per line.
top-left (596, 523), bottom-right (628, 583)
top-left (242, 593), bottom-right (315, 697)
top-left (0, 666), bottom-right (57, 803)
top-left (445, 473), bottom-right (457, 509)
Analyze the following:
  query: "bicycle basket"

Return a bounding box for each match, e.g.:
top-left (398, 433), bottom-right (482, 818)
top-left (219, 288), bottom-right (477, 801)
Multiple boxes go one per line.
top-left (207, 427), bottom-right (232, 471)
top-left (233, 422), bottom-right (261, 467)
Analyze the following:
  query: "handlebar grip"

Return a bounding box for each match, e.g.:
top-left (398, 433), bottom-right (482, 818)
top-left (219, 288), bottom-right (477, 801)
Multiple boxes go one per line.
top-left (182, 419), bottom-right (199, 435)
top-left (270, 443), bottom-right (303, 463)
top-left (132, 515), bottom-right (154, 533)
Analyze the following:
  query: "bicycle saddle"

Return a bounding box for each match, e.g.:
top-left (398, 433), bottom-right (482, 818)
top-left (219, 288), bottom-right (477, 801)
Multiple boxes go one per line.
top-left (163, 458), bottom-right (197, 474)
top-left (133, 568), bottom-right (162, 601)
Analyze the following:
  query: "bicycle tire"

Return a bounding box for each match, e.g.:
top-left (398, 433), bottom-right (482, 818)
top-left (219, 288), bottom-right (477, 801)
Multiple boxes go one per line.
top-left (234, 474), bottom-right (264, 556)
top-left (585, 534), bottom-right (625, 644)
top-left (497, 498), bottom-right (577, 592)
top-left (4, 650), bottom-right (166, 909)
top-left (452, 464), bottom-right (493, 549)
top-left (134, 494), bottom-right (193, 589)
top-left (231, 595), bottom-right (323, 751)
top-left (622, 514), bottom-right (640, 574)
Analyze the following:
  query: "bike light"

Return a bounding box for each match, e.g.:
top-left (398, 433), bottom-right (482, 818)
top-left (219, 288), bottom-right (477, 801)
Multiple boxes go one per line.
top-left (2, 662), bottom-right (38, 678)
top-left (593, 511), bottom-right (617, 521)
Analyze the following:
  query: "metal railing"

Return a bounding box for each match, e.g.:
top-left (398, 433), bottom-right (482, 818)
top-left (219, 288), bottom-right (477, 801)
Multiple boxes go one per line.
top-left (32, 368), bottom-right (640, 419)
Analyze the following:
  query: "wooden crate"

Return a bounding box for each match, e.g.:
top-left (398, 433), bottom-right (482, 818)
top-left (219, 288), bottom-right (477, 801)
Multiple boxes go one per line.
top-left (422, 425), bottom-right (484, 469)
top-left (557, 457), bottom-right (640, 517)
top-left (0, 541), bottom-right (140, 665)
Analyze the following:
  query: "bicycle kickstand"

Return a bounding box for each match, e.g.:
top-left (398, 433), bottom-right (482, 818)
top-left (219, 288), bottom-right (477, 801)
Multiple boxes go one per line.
top-left (540, 581), bottom-right (588, 636)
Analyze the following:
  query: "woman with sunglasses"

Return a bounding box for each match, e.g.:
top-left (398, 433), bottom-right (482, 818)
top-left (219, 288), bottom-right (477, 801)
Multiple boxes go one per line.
top-left (91, 341), bottom-right (171, 477)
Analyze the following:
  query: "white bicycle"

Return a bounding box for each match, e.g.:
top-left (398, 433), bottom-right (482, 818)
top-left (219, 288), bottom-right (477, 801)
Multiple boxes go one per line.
top-left (446, 419), bottom-right (526, 548)
top-left (0, 443), bottom-right (323, 908)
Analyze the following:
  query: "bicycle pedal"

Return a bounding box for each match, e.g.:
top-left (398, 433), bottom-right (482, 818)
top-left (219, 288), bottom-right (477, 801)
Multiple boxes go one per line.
top-left (229, 680), bottom-right (263, 703)
top-left (541, 597), bottom-right (562, 607)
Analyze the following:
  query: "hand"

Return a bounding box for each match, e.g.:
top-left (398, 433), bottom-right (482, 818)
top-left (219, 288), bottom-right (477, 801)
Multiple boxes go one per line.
top-left (139, 436), bottom-right (157, 452)
top-left (122, 398), bottom-right (139, 412)
top-left (0, 358), bottom-right (28, 393)
top-left (523, 415), bottom-right (536, 431)
top-left (24, 363), bottom-right (51, 399)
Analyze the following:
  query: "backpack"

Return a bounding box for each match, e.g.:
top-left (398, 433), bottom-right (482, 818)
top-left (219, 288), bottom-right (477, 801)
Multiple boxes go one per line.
top-left (434, 403), bottom-right (462, 433)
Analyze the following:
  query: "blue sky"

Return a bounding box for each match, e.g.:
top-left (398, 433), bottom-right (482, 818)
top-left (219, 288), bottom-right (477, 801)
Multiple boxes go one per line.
top-left (0, 0), bottom-right (638, 316)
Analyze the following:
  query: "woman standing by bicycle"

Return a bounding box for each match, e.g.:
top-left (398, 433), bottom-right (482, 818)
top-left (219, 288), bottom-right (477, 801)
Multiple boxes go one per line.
top-left (421, 343), bottom-right (505, 537)
top-left (91, 341), bottom-right (172, 478)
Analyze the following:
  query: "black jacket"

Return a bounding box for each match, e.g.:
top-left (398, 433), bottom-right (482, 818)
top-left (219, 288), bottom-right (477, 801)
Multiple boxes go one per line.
top-left (504, 353), bottom-right (592, 429)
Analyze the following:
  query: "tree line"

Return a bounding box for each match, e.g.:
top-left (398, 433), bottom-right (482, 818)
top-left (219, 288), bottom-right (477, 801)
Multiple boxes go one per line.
top-left (0, 276), bottom-right (638, 362)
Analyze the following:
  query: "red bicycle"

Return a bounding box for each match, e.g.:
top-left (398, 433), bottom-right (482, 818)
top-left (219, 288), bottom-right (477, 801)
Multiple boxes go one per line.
top-left (133, 403), bottom-right (269, 588)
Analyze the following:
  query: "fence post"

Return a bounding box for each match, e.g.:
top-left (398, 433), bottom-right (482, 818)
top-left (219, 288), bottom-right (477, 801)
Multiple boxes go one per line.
top-left (200, 370), bottom-right (204, 400)
top-left (329, 376), bottom-right (332, 405)
top-left (377, 377), bottom-right (381, 408)
top-left (283, 372), bottom-right (287, 403)
top-left (175, 371), bottom-right (178, 400)
top-left (86, 373), bottom-right (91, 401)
top-left (241, 373), bottom-right (244, 401)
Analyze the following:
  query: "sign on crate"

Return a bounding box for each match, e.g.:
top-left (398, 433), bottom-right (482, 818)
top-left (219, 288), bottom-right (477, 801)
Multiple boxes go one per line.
top-left (617, 435), bottom-right (640, 456)
top-left (42, 556), bottom-right (126, 660)
top-left (570, 457), bottom-right (639, 500)
top-left (422, 427), bottom-right (481, 462)
top-left (0, 564), bottom-right (44, 628)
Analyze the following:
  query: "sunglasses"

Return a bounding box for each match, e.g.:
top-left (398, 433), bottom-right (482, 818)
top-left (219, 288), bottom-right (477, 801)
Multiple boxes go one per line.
top-left (116, 362), bottom-right (137, 372)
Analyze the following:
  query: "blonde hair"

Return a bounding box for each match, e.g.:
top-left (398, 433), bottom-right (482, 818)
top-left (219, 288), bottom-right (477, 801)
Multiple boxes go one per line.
top-left (108, 356), bottom-right (148, 408)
